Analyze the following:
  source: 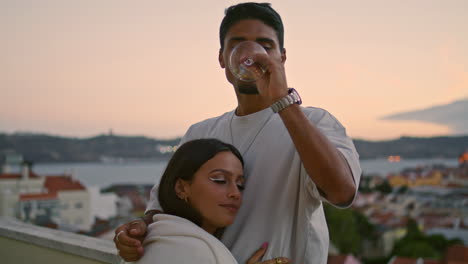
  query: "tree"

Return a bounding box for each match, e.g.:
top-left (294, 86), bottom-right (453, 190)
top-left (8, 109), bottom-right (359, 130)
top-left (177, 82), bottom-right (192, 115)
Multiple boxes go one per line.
top-left (396, 186), bottom-right (408, 194)
top-left (375, 179), bottom-right (392, 194)
top-left (394, 241), bottom-right (439, 259)
top-left (389, 218), bottom-right (462, 260)
top-left (324, 204), bottom-right (378, 256)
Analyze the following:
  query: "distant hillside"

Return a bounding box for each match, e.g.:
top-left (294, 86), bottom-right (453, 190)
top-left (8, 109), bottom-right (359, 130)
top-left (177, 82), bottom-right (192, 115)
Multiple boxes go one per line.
top-left (0, 133), bottom-right (180, 163)
top-left (1, 133), bottom-right (467, 162)
top-left (354, 135), bottom-right (468, 159)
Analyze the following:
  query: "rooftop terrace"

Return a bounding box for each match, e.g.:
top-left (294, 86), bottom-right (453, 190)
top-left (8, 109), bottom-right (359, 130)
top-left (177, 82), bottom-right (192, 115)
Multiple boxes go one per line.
top-left (0, 217), bottom-right (123, 264)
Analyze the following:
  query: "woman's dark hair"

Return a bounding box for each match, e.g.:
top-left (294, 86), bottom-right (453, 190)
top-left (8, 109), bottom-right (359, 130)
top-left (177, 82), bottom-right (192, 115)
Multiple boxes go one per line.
top-left (219, 2), bottom-right (284, 51)
top-left (158, 138), bottom-right (244, 227)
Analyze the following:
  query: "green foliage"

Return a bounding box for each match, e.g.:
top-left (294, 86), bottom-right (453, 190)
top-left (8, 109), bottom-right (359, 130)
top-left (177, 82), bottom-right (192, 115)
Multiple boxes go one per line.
top-left (358, 176), bottom-right (372, 193)
top-left (405, 219), bottom-right (423, 240)
top-left (390, 218), bottom-right (464, 259)
top-left (426, 234), bottom-right (450, 252)
top-left (324, 203), bottom-right (377, 256)
top-left (396, 186), bottom-right (408, 194)
top-left (395, 240), bottom-right (440, 258)
top-left (362, 256), bottom-right (391, 264)
top-left (448, 238), bottom-right (464, 246)
top-left (375, 180), bottom-right (393, 194)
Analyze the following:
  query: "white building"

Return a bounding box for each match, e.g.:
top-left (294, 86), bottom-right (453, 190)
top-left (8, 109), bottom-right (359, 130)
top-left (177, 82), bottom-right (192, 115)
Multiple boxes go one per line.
top-left (44, 175), bottom-right (92, 231)
top-left (0, 164), bottom-right (44, 218)
top-left (0, 161), bottom-right (93, 231)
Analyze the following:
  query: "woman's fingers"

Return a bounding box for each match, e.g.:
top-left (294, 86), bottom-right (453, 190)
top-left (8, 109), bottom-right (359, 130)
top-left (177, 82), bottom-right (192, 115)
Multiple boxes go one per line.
top-left (246, 242), bottom-right (269, 264)
top-left (261, 257), bottom-right (292, 264)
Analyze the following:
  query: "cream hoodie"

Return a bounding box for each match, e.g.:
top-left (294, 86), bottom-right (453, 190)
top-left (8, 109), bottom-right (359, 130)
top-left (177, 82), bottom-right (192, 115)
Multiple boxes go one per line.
top-left (137, 214), bottom-right (238, 264)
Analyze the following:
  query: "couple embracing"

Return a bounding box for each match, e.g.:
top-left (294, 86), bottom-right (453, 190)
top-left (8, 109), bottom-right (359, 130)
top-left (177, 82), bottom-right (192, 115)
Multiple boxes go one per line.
top-left (114, 3), bottom-right (361, 264)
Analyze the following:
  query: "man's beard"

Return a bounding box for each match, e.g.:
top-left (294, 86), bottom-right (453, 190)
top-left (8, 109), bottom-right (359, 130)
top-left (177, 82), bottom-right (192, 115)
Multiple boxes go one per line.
top-left (237, 82), bottom-right (259, 94)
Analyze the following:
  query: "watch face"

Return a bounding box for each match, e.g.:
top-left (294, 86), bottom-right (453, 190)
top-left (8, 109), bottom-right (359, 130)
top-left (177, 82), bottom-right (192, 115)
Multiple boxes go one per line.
top-left (287, 88), bottom-right (301, 105)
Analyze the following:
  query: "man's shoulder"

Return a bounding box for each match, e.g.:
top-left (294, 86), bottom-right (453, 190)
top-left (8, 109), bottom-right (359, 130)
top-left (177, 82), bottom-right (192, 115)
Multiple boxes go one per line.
top-left (192, 111), bottom-right (230, 126)
top-left (183, 110), bottom-right (233, 141)
top-left (302, 106), bottom-right (328, 115)
top-left (301, 106), bottom-right (346, 130)
top-left (301, 106), bottom-right (332, 121)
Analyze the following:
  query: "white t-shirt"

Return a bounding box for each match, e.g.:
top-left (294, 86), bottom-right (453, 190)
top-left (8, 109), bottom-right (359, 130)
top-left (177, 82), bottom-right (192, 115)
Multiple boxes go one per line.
top-left (137, 214), bottom-right (238, 264)
top-left (146, 106), bottom-right (362, 264)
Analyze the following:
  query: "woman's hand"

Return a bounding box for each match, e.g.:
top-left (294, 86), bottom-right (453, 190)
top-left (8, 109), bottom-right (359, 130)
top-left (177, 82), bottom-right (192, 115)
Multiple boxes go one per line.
top-left (246, 243), bottom-right (291, 264)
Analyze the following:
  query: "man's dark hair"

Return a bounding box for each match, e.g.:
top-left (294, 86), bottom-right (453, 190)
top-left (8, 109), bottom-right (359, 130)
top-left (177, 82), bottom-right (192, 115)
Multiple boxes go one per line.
top-left (219, 2), bottom-right (284, 51)
top-left (158, 138), bottom-right (244, 228)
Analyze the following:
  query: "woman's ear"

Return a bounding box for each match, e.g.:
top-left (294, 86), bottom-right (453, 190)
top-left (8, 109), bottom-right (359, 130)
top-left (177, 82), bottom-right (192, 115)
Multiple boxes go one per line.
top-left (175, 179), bottom-right (190, 200)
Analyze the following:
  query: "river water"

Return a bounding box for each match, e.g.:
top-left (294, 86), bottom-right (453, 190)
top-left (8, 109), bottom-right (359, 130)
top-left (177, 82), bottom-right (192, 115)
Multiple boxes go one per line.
top-left (31, 158), bottom-right (459, 188)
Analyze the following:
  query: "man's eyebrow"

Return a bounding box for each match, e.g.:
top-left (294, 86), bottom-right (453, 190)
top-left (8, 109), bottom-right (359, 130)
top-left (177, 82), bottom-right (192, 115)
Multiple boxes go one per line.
top-left (256, 37), bottom-right (275, 43)
top-left (227, 37), bottom-right (247, 42)
top-left (227, 37), bottom-right (275, 43)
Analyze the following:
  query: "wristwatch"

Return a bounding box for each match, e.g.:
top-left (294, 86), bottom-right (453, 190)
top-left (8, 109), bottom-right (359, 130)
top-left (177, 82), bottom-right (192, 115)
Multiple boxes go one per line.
top-left (270, 88), bottom-right (302, 113)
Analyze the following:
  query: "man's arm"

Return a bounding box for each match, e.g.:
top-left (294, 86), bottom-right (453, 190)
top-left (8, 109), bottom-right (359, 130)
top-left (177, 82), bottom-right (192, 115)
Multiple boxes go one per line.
top-left (251, 52), bottom-right (358, 206)
top-left (114, 210), bottom-right (161, 261)
top-left (278, 104), bottom-right (357, 206)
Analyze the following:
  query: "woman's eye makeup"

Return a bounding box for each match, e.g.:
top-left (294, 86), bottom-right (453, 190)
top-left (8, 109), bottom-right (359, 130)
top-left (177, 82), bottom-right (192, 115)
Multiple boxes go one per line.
top-left (209, 176), bottom-right (245, 190)
top-left (209, 177), bottom-right (226, 184)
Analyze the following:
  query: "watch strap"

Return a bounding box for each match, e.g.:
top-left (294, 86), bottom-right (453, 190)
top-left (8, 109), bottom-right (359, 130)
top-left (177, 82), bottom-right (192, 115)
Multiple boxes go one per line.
top-left (270, 88), bottom-right (302, 113)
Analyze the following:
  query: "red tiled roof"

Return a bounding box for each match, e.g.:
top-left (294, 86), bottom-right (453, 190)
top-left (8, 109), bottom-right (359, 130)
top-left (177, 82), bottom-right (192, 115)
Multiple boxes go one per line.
top-left (19, 193), bottom-right (57, 201)
top-left (444, 245), bottom-right (468, 263)
top-left (390, 257), bottom-right (441, 264)
top-left (44, 175), bottom-right (86, 193)
top-left (328, 255), bottom-right (348, 264)
top-left (423, 260), bottom-right (439, 264)
top-left (390, 257), bottom-right (417, 264)
top-left (0, 172), bottom-right (40, 180)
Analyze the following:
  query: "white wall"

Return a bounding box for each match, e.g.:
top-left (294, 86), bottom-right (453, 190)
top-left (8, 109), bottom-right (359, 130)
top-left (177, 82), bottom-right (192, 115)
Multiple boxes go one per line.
top-left (88, 186), bottom-right (117, 221)
top-left (0, 178), bottom-right (44, 194)
top-left (0, 190), bottom-right (18, 217)
top-left (58, 190), bottom-right (92, 231)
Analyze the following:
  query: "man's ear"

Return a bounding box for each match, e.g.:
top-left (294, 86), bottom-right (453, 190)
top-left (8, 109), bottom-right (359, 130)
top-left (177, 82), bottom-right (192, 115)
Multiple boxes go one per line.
top-left (175, 179), bottom-right (190, 199)
top-left (219, 49), bottom-right (226, 68)
top-left (281, 48), bottom-right (287, 63)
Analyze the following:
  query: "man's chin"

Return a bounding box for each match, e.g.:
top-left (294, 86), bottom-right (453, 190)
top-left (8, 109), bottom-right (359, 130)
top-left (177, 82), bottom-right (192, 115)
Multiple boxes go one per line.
top-left (237, 83), bottom-right (259, 94)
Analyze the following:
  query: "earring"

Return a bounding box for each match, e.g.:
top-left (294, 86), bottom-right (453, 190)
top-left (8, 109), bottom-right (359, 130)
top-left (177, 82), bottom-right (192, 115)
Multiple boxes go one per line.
top-left (178, 194), bottom-right (189, 203)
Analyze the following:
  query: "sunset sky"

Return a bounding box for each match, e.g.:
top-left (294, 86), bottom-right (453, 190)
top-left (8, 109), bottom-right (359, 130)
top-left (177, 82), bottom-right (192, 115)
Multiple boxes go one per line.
top-left (1, 0), bottom-right (467, 140)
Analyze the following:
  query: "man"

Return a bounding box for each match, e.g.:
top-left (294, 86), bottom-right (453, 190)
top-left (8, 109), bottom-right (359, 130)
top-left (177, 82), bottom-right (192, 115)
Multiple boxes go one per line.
top-left (114, 3), bottom-right (361, 264)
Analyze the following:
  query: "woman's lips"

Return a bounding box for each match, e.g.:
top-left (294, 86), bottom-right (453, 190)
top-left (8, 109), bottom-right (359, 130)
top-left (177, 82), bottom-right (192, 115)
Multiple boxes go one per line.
top-left (219, 204), bottom-right (239, 213)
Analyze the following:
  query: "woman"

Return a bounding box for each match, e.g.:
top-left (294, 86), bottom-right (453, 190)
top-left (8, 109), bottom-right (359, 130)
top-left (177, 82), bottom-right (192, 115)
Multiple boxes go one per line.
top-left (136, 139), bottom-right (289, 264)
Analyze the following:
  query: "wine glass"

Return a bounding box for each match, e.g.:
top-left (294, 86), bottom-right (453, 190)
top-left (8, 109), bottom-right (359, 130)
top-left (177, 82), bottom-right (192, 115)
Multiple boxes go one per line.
top-left (228, 41), bottom-right (267, 82)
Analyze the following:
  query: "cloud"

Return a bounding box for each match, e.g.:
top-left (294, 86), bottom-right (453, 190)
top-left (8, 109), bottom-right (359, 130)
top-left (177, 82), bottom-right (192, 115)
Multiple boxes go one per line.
top-left (381, 98), bottom-right (468, 135)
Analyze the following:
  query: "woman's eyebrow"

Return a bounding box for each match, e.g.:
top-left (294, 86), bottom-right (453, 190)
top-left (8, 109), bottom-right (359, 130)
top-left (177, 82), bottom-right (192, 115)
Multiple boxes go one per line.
top-left (209, 169), bottom-right (244, 179)
top-left (209, 168), bottom-right (232, 175)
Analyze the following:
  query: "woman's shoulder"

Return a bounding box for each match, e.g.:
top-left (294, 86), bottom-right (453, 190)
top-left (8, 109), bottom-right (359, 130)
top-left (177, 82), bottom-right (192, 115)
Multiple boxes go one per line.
top-left (138, 234), bottom-right (217, 264)
top-left (148, 214), bottom-right (205, 237)
top-left (141, 214), bottom-right (238, 264)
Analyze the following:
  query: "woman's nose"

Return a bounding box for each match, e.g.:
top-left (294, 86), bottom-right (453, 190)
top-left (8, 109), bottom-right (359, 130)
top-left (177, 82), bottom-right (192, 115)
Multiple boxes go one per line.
top-left (227, 183), bottom-right (241, 200)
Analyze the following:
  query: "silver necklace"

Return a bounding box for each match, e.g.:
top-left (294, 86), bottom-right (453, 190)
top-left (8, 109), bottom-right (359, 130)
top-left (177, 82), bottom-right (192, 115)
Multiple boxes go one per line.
top-left (229, 109), bottom-right (273, 156)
